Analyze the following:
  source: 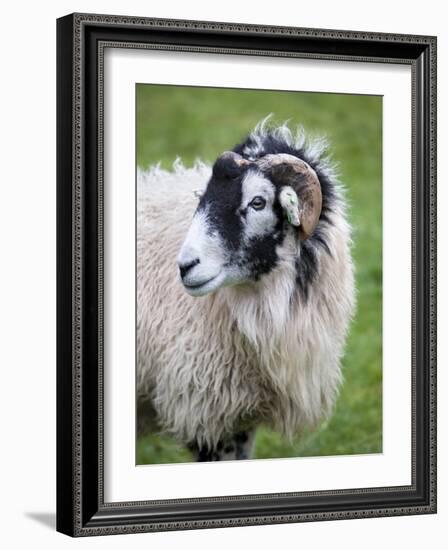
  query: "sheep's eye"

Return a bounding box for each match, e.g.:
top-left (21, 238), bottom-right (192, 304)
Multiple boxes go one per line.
top-left (250, 196), bottom-right (266, 211)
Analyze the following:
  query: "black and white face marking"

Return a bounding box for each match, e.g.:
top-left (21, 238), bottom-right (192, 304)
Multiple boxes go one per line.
top-left (177, 164), bottom-right (287, 297)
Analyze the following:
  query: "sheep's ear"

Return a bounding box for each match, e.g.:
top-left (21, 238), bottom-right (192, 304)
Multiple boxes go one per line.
top-left (259, 154), bottom-right (322, 240)
top-left (279, 186), bottom-right (301, 227)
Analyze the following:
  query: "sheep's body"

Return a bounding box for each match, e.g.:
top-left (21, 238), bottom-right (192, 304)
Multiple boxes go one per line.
top-left (137, 124), bottom-right (355, 458)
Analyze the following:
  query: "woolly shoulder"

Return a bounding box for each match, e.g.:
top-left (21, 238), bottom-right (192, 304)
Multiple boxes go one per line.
top-left (137, 159), bottom-right (212, 226)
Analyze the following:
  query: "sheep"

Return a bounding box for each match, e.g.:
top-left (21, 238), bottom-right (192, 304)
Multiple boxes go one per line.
top-left (137, 119), bottom-right (355, 462)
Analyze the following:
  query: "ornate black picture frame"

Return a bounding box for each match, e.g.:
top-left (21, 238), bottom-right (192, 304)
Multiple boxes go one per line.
top-left (56, 13), bottom-right (437, 536)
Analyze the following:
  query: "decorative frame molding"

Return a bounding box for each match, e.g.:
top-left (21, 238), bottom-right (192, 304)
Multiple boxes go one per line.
top-left (57, 13), bottom-right (437, 536)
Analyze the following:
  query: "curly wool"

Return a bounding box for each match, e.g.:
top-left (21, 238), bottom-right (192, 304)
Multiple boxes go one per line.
top-left (137, 136), bottom-right (355, 450)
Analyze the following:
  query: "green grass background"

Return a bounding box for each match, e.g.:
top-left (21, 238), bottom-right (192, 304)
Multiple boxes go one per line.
top-left (136, 84), bottom-right (382, 464)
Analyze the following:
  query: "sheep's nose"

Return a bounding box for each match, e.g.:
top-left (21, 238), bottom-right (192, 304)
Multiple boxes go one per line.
top-left (179, 258), bottom-right (200, 279)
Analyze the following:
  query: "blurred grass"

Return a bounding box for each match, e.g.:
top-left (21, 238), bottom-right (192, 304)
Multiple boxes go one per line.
top-left (136, 84), bottom-right (382, 464)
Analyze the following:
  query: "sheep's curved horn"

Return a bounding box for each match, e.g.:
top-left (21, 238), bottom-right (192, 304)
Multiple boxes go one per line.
top-left (212, 151), bottom-right (251, 179)
top-left (258, 153), bottom-right (322, 239)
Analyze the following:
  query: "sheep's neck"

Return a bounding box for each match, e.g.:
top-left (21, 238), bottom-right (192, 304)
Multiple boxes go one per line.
top-left (218, 259), bottom-right (299, 358)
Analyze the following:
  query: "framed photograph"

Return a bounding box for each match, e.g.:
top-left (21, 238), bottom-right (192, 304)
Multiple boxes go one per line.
top-left (56, 13), bottom-right (437, 536)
